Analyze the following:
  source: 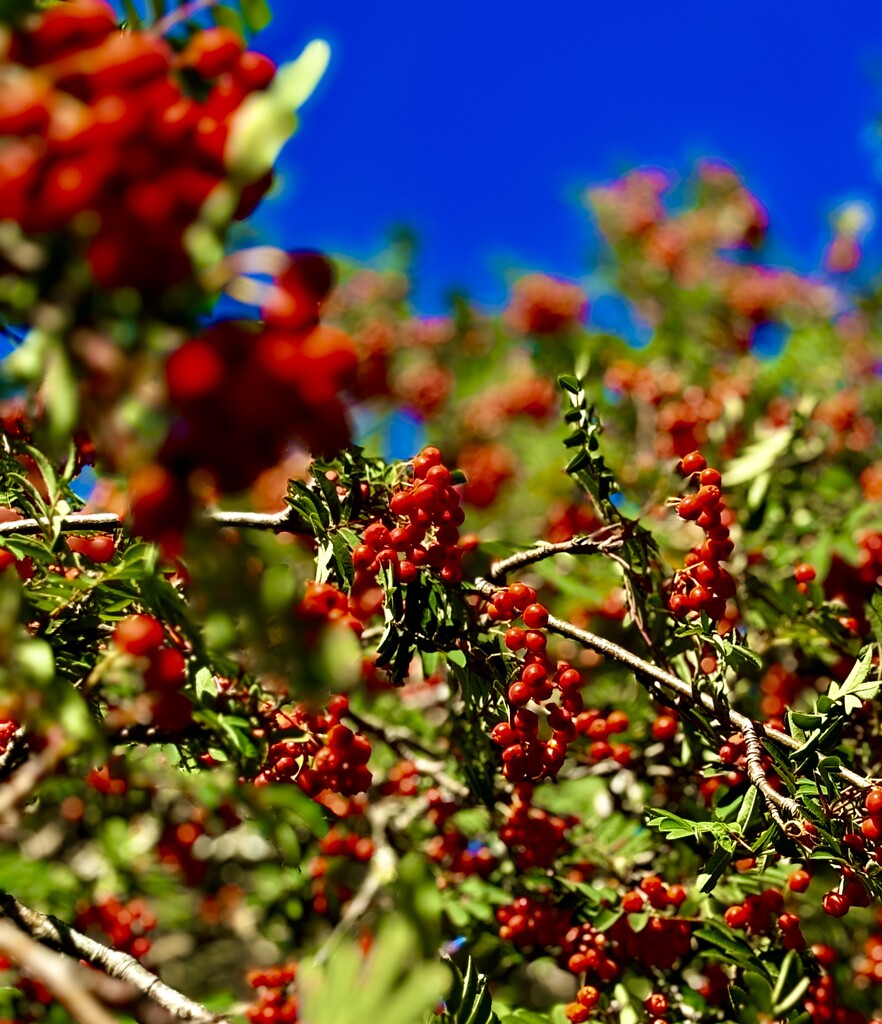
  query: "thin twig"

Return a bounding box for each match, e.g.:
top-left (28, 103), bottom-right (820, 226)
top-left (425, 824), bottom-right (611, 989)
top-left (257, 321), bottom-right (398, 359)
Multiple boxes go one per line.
top-left (0, 892), bottom-right (230, 1023)
top-left (486, 525), bottom-right (625, 583)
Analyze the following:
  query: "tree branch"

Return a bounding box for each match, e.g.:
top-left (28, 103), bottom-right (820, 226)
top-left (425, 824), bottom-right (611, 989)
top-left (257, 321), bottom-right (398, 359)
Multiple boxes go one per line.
top-left (485, 526), bottom-right (626, 583)
top-left (0, 506), bottom-right (308, 538)
top-left (741, 721), bottom-right (801, 831)
top-left (0, 919), bottom-right (120, 1024)
top-left (0, 892), bottom-right (230, 1024)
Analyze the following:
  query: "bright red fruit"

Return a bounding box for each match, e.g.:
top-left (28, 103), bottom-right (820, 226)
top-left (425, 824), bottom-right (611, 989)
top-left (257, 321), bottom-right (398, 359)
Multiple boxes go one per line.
top-left (113, 614), bottom-right (165, 656)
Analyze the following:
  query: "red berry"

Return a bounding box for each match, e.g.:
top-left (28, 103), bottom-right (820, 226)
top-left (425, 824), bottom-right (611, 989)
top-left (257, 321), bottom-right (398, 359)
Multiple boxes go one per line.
top-left (677, 494), bottom-right (702, 521)
top-left (821, 891), bottom-right (849, 918)
top-left (699, 468), bottom-right (721, 487)
top-left (724, 904), bottom-right (749, 929)
top-left (865, 787), bottom-right (882, 815)
top-left (652, 714), bottom-right (677, 742)
top-left (861, 815), bottom-right (882, 841)
top-left (577, 986), bottom-right (599, 1009)
top-left (645, 994), bottom-right (668, 1015)
top-left (507, 681), bottom-right (530, 706)
top-left (113, 614), bottom-right (164, 656)
top-left (621, 890), bottom-right (644, 912)
top-left (522, 603), bottom-right (549, 628)
top-left (144, 647), bottom-right (187, 691)
top-left (363, 522), bottom-right (391, 549)
top-left (794, 562), bottom-right (816, 584)
top-left (508, 582), bottom-right (537, 610)
top-left (788, 869), bottom-right (811, 893)
top-left (68, 533), bottom-right (116, 563)
top-left (521, 663), bottom-right (548, 687)
top-left (680, 451), bottom-right (706, 474)
top-left (503, 627), bottom-right (526, 651)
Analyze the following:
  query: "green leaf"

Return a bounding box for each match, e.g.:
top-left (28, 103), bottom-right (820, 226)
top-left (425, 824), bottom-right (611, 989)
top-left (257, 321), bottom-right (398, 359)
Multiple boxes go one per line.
top-left (298, 917), bottom-right (450, 1024)
top-left (828, 646), bottom-right (878, 703)
top-left (442, 954), bottom-right (501, 1024)
top-left (697, 843), bottom-right (733, 893)
top-left (226, 39), bottom-right (330, 182)
top-left (120, 0), bottom-right (142, 25)
top-left (213, 5), bottom-right (245, 33)
top-left (723, 423), bottom-right (797, 487)
top-left (867, 590), bottom-right (882, 650)
top-left (194, 666), bottom-right (216, 701)
top-left (735, 786), bottom-right (759, 835)
top-left (40, 337), bottom-right (78, 455)
top-left (719, 638), bottom-right (762, 673)
top-left (241, 0), bottom-right (272, 31)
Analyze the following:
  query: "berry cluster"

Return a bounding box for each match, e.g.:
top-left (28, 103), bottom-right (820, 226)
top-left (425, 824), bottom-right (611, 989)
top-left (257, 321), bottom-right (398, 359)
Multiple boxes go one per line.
top-left (562, 886), bottom-right (692, 999)
top-left (461, 365), bottom-right (557, 438)
top-left (426, 830), bottom-right (497, 880)
top-left (571, 706), bottom-right (633, 766)
top-left (620, 875), bottom-right (687, 915)
top-left (498, 785), bottom-right (574, 870)
top-left (0, 9), bottom-right (275, 296)
top-left (724, 889), bottom-right (806, 948)
top-left (298, 580), bottom-right (363, 635)
top-left (353, 446), bottom-right (466, 586)
top-left (245, 964), bottom-right (299, 1024)
top-left (503, 273), bottom-right (588, 337)
top-left (496, 895), bottom-right (572, 952)
top-left (157, 814), bottom-right (209, 886)
top-left (855, 921), bottom-right (882, 985)
top-left (75, 896), bottom-right (156, 959)
top-left (112, 613), bottom-right (192, 731)
top-left (668, 450), bottom-right (736, 623)
top-left (807, 787), bottom-right (882, 920)
top-left (457, 442), bottom-right (515, 508)
top-left (380, 758), bottom-right (420, 797)
top-left (255, 698), bottom-right (372, 798)
top-left (488, 583), bottom-right (601, 782)
top-left (421, 787), bottom-right (495, 881)
top-left (140, 260), bottom-right (356, 541)
top-left (806, 974), bottom-right (866, 1024)
top-left (318, 826), bottom-right (374, 863)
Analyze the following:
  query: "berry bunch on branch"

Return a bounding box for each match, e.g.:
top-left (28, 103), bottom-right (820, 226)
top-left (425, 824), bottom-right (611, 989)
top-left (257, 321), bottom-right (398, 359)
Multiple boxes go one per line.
top-left (3, 3), bottom-right (882, 1024)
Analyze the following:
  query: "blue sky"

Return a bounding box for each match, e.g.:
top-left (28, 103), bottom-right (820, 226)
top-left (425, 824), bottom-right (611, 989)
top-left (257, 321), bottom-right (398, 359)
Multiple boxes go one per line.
top-left (249, 1), bottom-right (882, 312)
